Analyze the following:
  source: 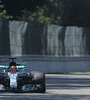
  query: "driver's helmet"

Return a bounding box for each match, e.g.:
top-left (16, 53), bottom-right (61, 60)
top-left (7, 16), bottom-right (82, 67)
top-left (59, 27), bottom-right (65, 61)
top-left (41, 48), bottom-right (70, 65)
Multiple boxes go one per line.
top-left (9, 61), bottom-right (16, 66)
top-left (9, 61), bottom-right (17, 73)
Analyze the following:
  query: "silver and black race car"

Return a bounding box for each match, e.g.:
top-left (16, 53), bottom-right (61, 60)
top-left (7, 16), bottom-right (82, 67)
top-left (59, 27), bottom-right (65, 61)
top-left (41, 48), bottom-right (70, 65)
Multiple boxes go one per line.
top-left (0, 58), bottom-right (46, 93)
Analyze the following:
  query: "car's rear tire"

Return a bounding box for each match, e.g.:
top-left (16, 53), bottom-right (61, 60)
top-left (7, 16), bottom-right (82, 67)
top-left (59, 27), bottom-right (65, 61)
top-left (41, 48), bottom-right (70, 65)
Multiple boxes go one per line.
top-left (30, 71), bottom-right (46, 93)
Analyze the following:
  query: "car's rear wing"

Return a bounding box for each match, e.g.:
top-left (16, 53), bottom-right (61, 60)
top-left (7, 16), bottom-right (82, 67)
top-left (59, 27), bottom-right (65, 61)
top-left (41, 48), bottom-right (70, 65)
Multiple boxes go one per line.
top-left (0, 65), bottom-right (26, 69)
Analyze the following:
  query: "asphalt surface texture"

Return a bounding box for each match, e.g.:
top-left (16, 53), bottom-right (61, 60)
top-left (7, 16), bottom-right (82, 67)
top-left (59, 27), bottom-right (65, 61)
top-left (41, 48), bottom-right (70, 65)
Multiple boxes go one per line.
top-left (0, 73), bottom-right (90, 100)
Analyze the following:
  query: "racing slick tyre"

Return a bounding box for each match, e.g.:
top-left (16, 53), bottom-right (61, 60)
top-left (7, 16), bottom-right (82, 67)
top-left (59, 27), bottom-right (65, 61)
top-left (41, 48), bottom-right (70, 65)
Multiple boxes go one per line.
top-left (31, 71), bottom-right (46, 93)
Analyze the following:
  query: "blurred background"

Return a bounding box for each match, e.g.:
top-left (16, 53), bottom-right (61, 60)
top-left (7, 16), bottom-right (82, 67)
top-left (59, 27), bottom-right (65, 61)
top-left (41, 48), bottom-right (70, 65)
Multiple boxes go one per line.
top-left (0, 0), bottom-right (90, 73)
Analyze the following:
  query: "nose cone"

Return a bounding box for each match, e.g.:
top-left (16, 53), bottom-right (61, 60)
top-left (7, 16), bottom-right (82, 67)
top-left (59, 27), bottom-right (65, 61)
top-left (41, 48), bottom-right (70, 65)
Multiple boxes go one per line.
top-left (8, 72), bottom-right (18, 88)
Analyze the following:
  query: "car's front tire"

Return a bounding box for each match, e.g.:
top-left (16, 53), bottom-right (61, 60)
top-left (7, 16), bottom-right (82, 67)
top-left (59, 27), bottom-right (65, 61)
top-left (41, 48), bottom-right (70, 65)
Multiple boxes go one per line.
top-left (30, 71), bottom-right (46, 93)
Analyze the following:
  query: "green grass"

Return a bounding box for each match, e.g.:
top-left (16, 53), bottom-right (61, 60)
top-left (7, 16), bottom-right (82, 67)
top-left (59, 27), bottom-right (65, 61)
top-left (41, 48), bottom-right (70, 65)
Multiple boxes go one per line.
top-left (68, 71), bottom-right (90, 74)
top-left (46, 71), bottom-right (90, 74)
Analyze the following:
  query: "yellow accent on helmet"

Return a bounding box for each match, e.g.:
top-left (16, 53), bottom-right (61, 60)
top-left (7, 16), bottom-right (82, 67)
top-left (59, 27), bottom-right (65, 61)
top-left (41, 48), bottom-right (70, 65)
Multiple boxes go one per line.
top-left (11, 66), bottom-right (15, 69)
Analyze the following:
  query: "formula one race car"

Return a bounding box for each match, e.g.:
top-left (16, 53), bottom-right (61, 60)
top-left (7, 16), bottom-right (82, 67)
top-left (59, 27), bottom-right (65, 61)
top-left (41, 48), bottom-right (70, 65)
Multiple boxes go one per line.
top-left (0, 58), bottom-right (46, 93)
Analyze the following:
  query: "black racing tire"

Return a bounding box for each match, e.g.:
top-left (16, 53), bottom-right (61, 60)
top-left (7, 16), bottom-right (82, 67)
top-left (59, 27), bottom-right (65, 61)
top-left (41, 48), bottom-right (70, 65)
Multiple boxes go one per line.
top-left (30, 71), bottom-right (46, 93)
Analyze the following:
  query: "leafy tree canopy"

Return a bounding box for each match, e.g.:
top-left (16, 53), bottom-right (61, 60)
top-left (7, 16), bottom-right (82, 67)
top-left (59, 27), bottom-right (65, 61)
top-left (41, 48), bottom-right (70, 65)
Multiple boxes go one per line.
top-left (1, 0), bottom-right (90, 26)
top-left (0, 0), bottom-right (12, 19)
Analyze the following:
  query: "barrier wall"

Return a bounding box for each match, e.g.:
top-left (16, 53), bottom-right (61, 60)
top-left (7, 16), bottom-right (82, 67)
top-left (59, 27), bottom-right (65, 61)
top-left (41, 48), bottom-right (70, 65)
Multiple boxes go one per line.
top-left (0, 19), bottom-right (90, 73)
top-left (23, 56), bottom-right (90, 73)
top-left (0, 56), bottom-right (90, 73)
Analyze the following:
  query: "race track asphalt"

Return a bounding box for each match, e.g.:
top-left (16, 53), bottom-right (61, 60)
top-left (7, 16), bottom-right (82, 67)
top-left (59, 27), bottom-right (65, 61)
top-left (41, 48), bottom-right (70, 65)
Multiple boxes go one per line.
top-left (0, 73), bottom-right (90, 100)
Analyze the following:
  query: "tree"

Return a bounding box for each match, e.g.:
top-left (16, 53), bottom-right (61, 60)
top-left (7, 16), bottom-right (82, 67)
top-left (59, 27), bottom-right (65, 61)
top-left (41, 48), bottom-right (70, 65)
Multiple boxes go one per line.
top-left (2, 0), bottom-right (90, 26)
top-left (20, 0), bottom-right (62, 24)
top-left (0, 0), bottom-right (12, 19)
top-left (2, 0), bottom-right (62, 24)
top-left (0, 1), bottom-right (6, 18)
top-left (61, 0), bottom-right (90, 26)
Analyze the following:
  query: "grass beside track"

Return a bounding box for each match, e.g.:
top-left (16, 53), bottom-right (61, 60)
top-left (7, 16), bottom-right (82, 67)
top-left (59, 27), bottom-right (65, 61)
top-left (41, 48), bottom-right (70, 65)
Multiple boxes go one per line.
top-left (46, 71), bottom-right (90, 74)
